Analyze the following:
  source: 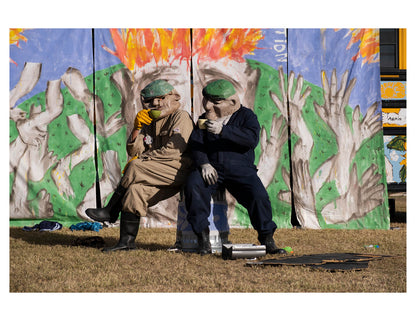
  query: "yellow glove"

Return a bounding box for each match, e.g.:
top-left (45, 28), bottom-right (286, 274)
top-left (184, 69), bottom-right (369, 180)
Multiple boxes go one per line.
top-left (134, 109), bottom-right (153, 130)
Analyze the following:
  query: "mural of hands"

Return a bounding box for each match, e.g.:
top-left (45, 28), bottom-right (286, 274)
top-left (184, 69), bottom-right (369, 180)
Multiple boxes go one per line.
top-left (314, 69), bottom-right (356, 137)
top-left (9, 28), bottom-right (389, 230)
top-left (257, 114), bottom-right (288, 188)
top-left (321, 164), bottom-right (384, 224)
top-left (352, 102), bottom-right (382, 151)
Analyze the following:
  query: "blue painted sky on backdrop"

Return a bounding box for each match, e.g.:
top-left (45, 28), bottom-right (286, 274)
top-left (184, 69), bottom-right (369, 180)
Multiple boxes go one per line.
top-left (288, 29), bottom-right (382, 115)
top-left (10, 28), bottom-right (381, 115)
top-left (93, 28), bottom-right (123, 71)
top-left (10, 29), bottom-right (94, 106)
top-left (247, 28), bottom-right (287, 71)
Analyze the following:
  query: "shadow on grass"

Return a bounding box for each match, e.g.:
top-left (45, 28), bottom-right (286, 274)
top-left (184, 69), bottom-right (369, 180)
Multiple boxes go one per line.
top-left (9, 228), bottom-right (174, 251)
top-left (10, 228), bottom-right (80, 246)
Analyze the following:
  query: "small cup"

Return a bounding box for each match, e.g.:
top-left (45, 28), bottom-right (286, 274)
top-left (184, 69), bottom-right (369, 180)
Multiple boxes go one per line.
top-left (198, 119), bottom-right (207, 129)
top-left (148, 109), bottom-right (161, 119)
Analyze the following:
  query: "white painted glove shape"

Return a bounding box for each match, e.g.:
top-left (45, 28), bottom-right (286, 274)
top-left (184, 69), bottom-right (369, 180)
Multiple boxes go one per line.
top-left (206, 120), bottom-right (223, 135)
top-left (201, 163), bottom-right (218, 185)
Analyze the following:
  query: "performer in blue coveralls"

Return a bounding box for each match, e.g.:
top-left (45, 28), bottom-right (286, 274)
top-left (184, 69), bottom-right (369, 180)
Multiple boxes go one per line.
top-left (184, 79), bottom-right (285, 255)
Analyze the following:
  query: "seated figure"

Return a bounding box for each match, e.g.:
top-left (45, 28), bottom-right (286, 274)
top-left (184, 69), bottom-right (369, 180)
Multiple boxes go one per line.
top-left (85, 79), bottom-right (194, 252)
top-left (184, 79), bottom-right (285, 255)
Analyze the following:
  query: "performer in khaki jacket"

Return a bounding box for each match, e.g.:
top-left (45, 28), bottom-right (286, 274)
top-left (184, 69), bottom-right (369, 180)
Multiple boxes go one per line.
top-left (86, 79), bottom-right (194, 252)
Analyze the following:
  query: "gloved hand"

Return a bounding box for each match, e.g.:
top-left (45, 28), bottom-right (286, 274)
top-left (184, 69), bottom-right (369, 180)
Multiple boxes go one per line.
top-left (206, 120), bottom-right (223, 135)
top-left (201, 163), bottom-right (218, 185)
top-left (134, 109), bottom-right (153, 130)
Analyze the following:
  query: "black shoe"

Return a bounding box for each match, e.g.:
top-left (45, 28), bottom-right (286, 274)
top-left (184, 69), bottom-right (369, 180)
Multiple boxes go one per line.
top-left (102, 212), bottom-right (140, 252)
top-left (220, 231), bottom-right (232, 245)
top-left (259, 234), bottom-right (286, 254)
top-left (85, 207), bottom-right (112, 223)
top-left (196, 228), bottom-right (212, 255)
top-left (167, 231), bottom-right (182, 252)
top-left (85, 185), bottom-right (126, 223)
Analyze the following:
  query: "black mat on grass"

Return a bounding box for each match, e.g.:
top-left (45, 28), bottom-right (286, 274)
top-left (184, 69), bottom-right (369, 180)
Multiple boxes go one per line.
top-left (309, 261), bottom-right (369, 271)
top-left (246, 253), bottom-right (394, 271)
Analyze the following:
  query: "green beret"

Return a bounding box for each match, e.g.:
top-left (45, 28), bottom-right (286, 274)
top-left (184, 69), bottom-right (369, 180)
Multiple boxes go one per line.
top-left (141, 79), bottom-right (174, 99)
top-left (202, 79), bottom-right (236, 100)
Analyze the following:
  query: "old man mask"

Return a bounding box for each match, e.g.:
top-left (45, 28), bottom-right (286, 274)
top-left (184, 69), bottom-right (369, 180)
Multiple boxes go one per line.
top-left (140, 79), bottom-right (182, 119)
top-left (202, 79), bottom-right (241, 120)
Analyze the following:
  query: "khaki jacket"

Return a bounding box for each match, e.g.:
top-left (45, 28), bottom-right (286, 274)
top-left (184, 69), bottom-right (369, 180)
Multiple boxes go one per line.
top-left (127, 109), bottom-right (194, 167)
top-left (121, 109), bottom-right (194, 216)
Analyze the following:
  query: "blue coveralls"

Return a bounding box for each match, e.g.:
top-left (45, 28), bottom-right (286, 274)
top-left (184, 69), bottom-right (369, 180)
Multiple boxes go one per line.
top-left (184, 106), bottom-right (277, 237)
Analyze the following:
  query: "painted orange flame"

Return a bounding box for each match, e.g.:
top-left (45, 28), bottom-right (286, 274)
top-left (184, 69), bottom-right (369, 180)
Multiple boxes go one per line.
top-left (10, 29), bottom-right (28, 66)
top-left (10, 28), bottom-right (27, 47)
top-left (192, 28), bottom-right (264, 63)
top-left (103, 28), bottom-right (263, 70)
top-left (102, 29), bottom-right (192, 70)
top-left (345, 29), bottom-right (379, 65)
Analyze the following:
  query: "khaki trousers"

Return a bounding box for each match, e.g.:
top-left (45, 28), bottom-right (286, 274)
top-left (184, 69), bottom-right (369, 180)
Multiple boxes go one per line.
top-left (120, 157), bottom-right (190, 216)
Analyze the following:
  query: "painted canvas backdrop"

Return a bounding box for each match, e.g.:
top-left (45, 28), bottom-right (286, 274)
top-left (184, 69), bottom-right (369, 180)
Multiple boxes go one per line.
top-left (287, 29), bottom-right (389, 229)
top-left (10, 29), bottom-right (96, 226)
top-left (10, 28), bottom-right (389, 230)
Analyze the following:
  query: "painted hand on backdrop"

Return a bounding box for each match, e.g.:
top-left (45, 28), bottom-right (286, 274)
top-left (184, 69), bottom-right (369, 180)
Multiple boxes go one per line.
top-left (256, 66), bottom-right (291, 190)
top-left (351, 102), bottom-right (382, 152)
top-left (257, 114), bottom-right (288, 188)
top-left (269, 66), bottom-right (313, 161)
top-left (62, 67), bottom-right (124, 138)
top-left (10, 62), bottom-right (41, 109)
top-left (292, 158), bottom-right (319, 229)
top-left (51, 114), bottom-right (95, 199)
top-left (321, 164), bottom-right (385, 224)
top-left (267, 67), bottom-right (384, 227)
top-left (314, 70), bottom-right (356, 138)
top-left (268, 67), bottom-right (317, 226)
top-left (10, 66), bottom-right (63, 218)
top-left (312, 69), bottom-right (385, 225)
top-left (313, 70), bottom-right (356, 194)
top-left (313, 69), bottom-right (383, 195)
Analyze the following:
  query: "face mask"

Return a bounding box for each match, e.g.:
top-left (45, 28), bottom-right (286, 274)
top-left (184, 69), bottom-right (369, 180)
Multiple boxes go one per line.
top-left (202, 94), bottom-right (240, 120)
top-left (141, 91), bottom-right (181, 118)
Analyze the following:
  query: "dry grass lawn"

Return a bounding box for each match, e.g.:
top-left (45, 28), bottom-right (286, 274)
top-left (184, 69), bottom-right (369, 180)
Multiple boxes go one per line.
top-left (8, 219), bottom-right (412, 321)
top-left (9, 223), bottom-right (406, 293)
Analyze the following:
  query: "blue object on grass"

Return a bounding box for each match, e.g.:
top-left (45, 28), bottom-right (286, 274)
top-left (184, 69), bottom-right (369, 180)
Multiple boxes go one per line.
top-left (69, 222), bottom-right (103, 232)
top-left (23, 220), bottom-right (63, 232)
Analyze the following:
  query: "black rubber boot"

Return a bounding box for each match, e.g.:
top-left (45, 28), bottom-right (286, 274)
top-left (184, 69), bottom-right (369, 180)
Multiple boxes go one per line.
top-left (258, 234), bottom-right (286, 254)
top-left (102, 212), bottom-right (140, 252)
top-left (195, 228), bottom-right (212, 255)
top-left (85, 185), bottom-right (127, 223)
